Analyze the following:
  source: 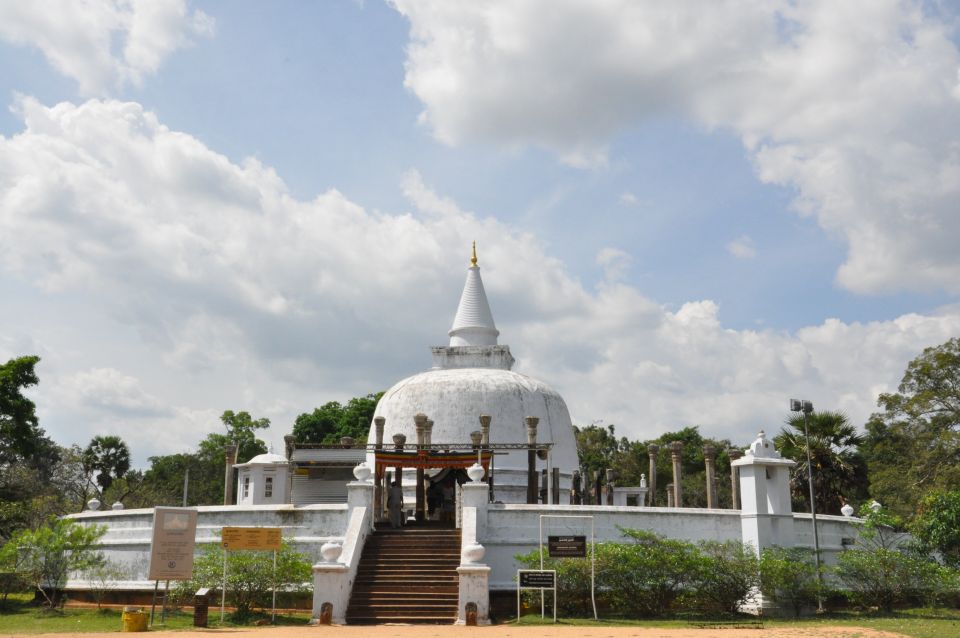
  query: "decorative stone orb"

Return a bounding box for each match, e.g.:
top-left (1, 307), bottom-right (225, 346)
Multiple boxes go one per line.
top-left (353, 463), bottom-right (372, 482)
top-left (841, 503), bottom-right (854, 517)
top-left (111, 502), bottom-right (124, 511)
top-left (87, 498), bottom-right (101, 511)
top-left (320, 542), bottom-right (343, 563)
top-left (466, 463), bottom-right (485, 482)
top-left (869, 500), bottom-right (882, 513)
top-left (462, 543), bottom-right (485, 564)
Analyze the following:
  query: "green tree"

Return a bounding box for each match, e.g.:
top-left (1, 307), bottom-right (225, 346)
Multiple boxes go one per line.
top-left (775, 411), bottom-right (868, 515)
top-left (759, 547), bottom-right (820, 617)
top-left (82, 435), bottom-right (131, 497)
top-left (0, 357), bottom-right (68, 539)
top-left (863, 338), bottom-right (960, 518)
top-left (912, 490), bottom-right (960, 567)
top-left (692, 540), bottom-right (759, 614)
top-left (292, 393), bottom-right (381, 445)
top-left (1, 518), bottom-right (105, 607)
top-left (177, 540), bottom-right (311, 622)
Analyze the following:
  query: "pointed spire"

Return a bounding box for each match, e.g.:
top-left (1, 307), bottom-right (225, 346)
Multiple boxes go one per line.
top-left (449, 244), bottom-right (499, 346)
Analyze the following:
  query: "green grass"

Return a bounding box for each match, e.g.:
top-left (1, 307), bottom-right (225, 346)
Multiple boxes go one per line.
top-left (510, 607), bottom-right (960, 638)
top-left (0, 595), bottom-right (312, 634)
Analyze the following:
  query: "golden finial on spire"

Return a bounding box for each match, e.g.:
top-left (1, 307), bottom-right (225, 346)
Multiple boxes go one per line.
top-left (470, 241), bottom-right (478, 267)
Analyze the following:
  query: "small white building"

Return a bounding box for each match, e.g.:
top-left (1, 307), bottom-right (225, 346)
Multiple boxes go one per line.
top-left (234, 452), bottom-right (289, 506)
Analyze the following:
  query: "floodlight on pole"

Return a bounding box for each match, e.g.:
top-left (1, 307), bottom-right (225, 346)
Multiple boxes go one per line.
top-left (790, 397), bottom-right (823, 612)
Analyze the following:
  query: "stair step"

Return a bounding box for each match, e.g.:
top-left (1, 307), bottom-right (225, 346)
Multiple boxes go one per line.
top-left (346, 616), bottom-right (456, 624)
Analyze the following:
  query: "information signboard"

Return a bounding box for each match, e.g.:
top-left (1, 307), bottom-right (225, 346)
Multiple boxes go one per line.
top-left (548, 535), bottom-right (587, 557)
top-left (148, 507), bottom-right (198, 581)
top-left (221, 527), bottom-right (282, 551)
top-left (519, 570), bottom-right (556, 588)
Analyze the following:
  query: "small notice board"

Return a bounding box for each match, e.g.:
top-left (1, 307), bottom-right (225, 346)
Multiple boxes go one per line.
top-left (548, 535), bottom-right (587, 557)
top-left (221, 527), bottom-right (282, 551)
top-left (517, 569), bottom-right (557, 622)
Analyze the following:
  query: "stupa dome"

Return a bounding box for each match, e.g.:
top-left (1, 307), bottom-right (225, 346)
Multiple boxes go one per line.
top-left (368, 245), bottom-right (579, 501)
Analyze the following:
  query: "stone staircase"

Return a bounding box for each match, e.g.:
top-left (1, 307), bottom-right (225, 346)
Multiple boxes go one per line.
top-left (346, 523), bottom-right (461, 624)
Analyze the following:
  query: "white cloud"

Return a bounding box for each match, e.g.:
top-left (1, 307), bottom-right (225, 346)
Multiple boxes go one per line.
top-left (390, 0), bottom-right (960, 296)
top-left (596, 247), bottom-right (631, 281)
top-left (619, 192), bottom-right (638, 206)
top-left (726, 235), bottom-right (756, 259)
top-left (2, 97), bottom-right (958, 463)
top-left (0, 0), bottom-right (213, 95)
top-left (63, 368), bottom-right (170, 417)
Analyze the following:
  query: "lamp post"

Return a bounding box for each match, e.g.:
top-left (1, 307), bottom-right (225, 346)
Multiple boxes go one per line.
top-left (790, 398), bottom-right (823, 612)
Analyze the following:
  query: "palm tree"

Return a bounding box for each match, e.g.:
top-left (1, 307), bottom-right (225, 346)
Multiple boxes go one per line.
top-left (775, 411), bottom-right (869, 515)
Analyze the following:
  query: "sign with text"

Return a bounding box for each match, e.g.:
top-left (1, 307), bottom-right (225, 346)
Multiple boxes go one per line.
top-left (148, 507), bottom-right (198, 581)
top-left (221, 527), bottom-right (282, 551)
top-left (548, 535), bottom-right (587, 558)
top-left (519, 570), bottom-right (556, 588)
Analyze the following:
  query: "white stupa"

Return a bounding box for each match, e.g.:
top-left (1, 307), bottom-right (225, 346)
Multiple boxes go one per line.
top-left (369, 245), bottom-right (579, 502)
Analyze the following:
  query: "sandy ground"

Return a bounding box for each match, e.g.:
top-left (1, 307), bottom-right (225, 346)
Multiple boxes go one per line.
top-left (10, 625), bottom-right (908, 638)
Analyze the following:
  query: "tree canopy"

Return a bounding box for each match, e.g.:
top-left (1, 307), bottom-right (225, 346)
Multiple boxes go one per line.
top-left (292, 393), bottom-right (382, 444)
top-left (775, 410), bottom-right (868, 515)
top-left (863, 338), bottom-right (960, 517)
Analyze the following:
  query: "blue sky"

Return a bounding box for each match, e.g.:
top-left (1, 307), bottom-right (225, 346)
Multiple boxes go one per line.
top-left (1, 0), bottom-right (959, 465)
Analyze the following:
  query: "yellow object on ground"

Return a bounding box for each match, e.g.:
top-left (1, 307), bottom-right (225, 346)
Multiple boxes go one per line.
top-left (121, 608), bottom-right (148, 632)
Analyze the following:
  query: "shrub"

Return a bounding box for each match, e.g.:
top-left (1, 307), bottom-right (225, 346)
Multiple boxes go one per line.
top-left (514, 547), bottom-right (597, 617)
top-left (82, 558), bottom-right (129, 610)
top-left (835, 548), bottom-right (944, 612)
top-left (692, 540), bottom-right (759, 614)
top-left (759, 547), bottom-right (819, 617)
top-left (606, 529), bottom-right (705, 617)
top-left (1, 518), bottom-right (105, 608)
top-left (176, 540), bottom-right (311, 623)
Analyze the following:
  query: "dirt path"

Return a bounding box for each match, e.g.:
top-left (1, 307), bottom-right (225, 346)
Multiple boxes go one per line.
top-left (11, 625), bottom-right (908, 638)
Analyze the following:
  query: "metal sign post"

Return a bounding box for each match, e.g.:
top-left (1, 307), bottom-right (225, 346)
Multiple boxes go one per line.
top-left (220, 527), bottom-right (283, 624)
top-left (517, 570), bottom-right (557, 623)
top-left (538, 514), bottom-right (597, 619)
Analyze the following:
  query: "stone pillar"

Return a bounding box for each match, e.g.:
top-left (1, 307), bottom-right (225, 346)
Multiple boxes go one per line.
top-left (479, 415), bottom-right (491, 446)
top-left (571, 470), bottom-right (582, 505)
top-left (425, 419), bottom-right (434, 447)
top-left (551, 467), bottom-right (560, 504)
top-left (728, 448), bottom-right (743, 509)
top-left (392, 433), bottom-right (406, 487)
top-left (374, 417), bottom-right (385, 521)
top-left (593, 471), bottom-right (603, 505)
top-left (479, 415), bottom-right (492, 501)
top-left (703, 444), bottom-right (717, 509)
top-left (470, 430), bottom-right (482, 449)
top-left (223, 443), bottom-right (238, 506)
top-left (666, 484), bottom-right (674, 508)
top-left (605, 469), bottom-right (616, 505)
top-left (525, 417), bottom-right (539, 504)
top-left (414, 413), bottom-right (427, 523)
top-left (647, 444), bottom-right (659, 507)
top-left (669, 441), bottom-right (683, 507)
top-left (374, 417), bottom-right (385, 449)
top-left (540, 469), bottom-right (548, 504)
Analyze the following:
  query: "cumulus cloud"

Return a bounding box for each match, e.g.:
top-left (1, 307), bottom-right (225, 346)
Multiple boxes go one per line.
top-left (0, 0), bottom-right (213, 95)
top-left (390, 0), bottom-right (960, 295)
top-left (2, 97), bottom-right (958, 460)
top-left (63, 368), bottom-right (170, 416)
top-left (619, 192), bottom-right (639, 206)
top-left (726, 235), bottom-right (756, 259)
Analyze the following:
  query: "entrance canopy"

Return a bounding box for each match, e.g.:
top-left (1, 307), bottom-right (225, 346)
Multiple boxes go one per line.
top-left (375, 450), bottom-right (492, 471)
